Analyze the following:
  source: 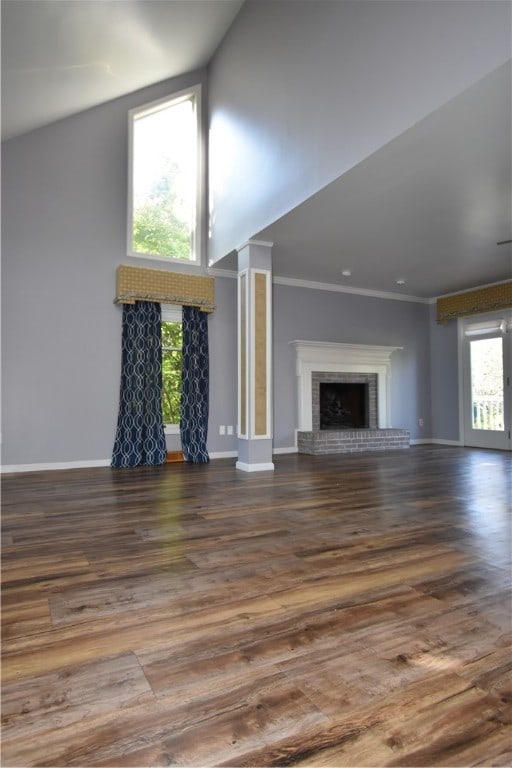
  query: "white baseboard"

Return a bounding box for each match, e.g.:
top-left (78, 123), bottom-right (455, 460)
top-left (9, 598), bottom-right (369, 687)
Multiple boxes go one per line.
top-left (2, 454), bottom-right (241, 472)
top-left (5, 441), bottom-right (465, 474)
top-left (410, 439), bottom-right (463, 447)
top-left (1, 459), bottom-right (111, 474)
top-left (236, 461), bottom-right (275, 472)
top-left (208, 450), bottom-right (238, 460)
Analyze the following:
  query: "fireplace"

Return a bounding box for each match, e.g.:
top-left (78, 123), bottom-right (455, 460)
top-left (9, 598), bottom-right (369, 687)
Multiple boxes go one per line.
top-left (312, 372), bottom-right (378, 431)
top-left (320, 382), bottom-right (369, 429)
top-left (290, 341), bottom-right (410, 454)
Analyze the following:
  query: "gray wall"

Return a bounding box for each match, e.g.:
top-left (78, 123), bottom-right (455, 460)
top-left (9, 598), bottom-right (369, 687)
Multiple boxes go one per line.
top-left (429, 305), bottom-right (460, 442)
top-left (273, 284), bottom-right (432, 448)
top-left (1, 68), bottom-right (239, 466)
top-left (2, 34), bottom-right (466, 467)
top-left (207, 0), bottom-right (510, 263)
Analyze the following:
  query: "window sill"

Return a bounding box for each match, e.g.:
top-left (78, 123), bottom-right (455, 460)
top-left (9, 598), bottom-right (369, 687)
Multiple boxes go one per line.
top-left (164, 424), bottom-right (180, 435)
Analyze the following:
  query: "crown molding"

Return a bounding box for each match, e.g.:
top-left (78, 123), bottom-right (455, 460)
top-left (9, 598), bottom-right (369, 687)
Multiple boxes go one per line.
top-left (207, 267), bottom-right (237, 279)
top-left (274, 275), bottom-right (429, 303)
top-left (208, 268), bottom-right (508, 306)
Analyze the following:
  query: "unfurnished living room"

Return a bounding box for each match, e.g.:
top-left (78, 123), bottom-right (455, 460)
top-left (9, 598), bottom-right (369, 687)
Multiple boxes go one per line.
top-left (1, 1), bottom-right (511, 766)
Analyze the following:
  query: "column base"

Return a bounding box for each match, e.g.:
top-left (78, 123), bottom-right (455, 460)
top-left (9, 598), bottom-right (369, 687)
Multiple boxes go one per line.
top-left (236, 437), bottom-right (274, 472)
top-left (236, 461), bottom-right (275, 472)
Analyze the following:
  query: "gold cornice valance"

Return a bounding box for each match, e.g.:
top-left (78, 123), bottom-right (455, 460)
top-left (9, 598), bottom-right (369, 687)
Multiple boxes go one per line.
top-left (114, 265), bottom-right (215, 313)
top-left (437, 281), bottom-right (512, 324)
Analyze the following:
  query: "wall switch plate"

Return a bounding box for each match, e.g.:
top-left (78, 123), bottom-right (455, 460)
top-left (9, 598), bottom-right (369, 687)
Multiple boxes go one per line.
top-left (219, 425), bottom-right (225, 435)
top-left (227, 425), bottom-right (233, 435)
top-left (419, 418), bottom-right (424, 427)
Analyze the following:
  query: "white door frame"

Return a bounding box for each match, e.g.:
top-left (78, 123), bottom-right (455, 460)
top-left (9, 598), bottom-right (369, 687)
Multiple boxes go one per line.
top-left (458, 309), bottom-right (512, 450)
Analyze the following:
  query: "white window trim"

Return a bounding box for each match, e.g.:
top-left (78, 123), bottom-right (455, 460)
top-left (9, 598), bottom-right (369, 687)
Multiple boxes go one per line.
top-left (127, 84), bottom-right (203, 267)
top-left (161, 304), bottom-right (183, 434)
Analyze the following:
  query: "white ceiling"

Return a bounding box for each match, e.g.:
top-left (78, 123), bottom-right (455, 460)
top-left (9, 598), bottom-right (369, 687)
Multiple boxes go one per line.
top-left (253, 62), bottom-right (512, 300)
top-left (2, 0), bottom-right (511, 300)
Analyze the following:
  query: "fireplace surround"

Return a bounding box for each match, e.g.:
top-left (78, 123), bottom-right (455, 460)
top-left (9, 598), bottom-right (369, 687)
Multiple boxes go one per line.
top-left (290, 341), bottom-right (410, 454)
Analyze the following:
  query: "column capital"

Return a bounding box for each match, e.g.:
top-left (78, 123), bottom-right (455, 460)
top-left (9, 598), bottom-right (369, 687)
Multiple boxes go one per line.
top-left (236, 239), bottom-right (274, 253)
top-left (237, 240), bottom-right (273, 273)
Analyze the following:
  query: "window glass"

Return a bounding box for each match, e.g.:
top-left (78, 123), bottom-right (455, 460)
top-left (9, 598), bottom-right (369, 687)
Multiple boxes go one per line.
top-left (470, 337), bottom-right (504, 431)
top-left (161, 305), bottom-right (183, 427)
top-left (129, 87), bottom-right (200, 262)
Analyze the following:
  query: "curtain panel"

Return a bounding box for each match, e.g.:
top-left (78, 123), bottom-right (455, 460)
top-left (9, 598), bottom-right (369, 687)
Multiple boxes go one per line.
top-left (180, 306), bottom-right (210, 463)
top-left (111, 301), bottom-right (167, 467)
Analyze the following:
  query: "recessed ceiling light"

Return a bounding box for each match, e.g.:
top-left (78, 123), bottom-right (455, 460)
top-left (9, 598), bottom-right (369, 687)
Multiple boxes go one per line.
top-left (395, 279), bottom-right (406, 286)
top-left (342, 270), bottom-right (352, 277)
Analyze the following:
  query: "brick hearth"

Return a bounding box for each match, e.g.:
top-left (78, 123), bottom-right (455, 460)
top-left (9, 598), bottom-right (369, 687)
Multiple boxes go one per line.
top-left (298, 428), bottom-right (410, 455)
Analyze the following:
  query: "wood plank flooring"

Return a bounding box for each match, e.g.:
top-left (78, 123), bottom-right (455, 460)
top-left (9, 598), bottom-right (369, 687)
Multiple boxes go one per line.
top-left (1, 445), bottom-right (511, 767)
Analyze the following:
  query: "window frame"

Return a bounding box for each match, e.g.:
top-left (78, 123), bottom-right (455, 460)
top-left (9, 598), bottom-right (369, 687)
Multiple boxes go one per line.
top-left (127, 84), bottom-right (203, 266)
top-left (161, 304), bottom-right (183, 435)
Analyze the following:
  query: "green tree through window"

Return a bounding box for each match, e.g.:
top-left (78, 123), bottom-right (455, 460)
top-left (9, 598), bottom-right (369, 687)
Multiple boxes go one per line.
top-left (133, 159), bottom-right (191, 260)
top-left (161, 320), bottom-right (182, 424)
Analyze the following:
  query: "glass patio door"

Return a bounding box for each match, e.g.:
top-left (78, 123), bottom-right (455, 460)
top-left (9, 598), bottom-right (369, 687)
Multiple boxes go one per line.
top-left (462, 311), bottom-right (511, 450)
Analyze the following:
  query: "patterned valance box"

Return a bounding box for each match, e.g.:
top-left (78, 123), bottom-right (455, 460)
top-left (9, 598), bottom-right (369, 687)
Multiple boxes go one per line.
top-left (115, 265), bottom-right (215, 312)
top-left (437, 281), bottom-right (512, 323)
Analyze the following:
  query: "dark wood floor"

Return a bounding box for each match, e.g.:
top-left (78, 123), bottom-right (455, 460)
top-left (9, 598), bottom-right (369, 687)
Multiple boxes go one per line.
top-left (1, 446), bottom-right (511, 767)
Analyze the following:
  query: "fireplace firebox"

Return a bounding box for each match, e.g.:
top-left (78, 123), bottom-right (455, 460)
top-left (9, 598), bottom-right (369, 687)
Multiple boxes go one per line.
top-left (312, 372), bottom-right (378, 431)
top-left (320, 382), bottom-right (369, 429)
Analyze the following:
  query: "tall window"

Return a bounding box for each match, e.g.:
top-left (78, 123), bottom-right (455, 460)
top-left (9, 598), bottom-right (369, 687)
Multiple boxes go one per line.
top-left (128, 85), bottom-right (201, 263)
top-left (161, 305), bottom-right (183, 430)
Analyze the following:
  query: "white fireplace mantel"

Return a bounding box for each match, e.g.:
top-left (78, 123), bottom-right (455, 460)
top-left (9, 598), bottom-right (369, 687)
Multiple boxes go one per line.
top-left (290, 341), bottom-right (403, 431)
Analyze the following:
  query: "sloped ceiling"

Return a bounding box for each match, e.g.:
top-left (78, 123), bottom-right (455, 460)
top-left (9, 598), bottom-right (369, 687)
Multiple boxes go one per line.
top-left (1, 0), bottom-right (244, 140)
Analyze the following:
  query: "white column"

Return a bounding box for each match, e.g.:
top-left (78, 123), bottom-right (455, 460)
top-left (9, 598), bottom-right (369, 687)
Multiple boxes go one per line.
top-left (236, 240), bottom-right (274, 472)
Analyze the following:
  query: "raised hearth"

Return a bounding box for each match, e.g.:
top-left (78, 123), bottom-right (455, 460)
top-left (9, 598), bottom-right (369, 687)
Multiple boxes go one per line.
top-left (298, 428), bottom-right (410, 455)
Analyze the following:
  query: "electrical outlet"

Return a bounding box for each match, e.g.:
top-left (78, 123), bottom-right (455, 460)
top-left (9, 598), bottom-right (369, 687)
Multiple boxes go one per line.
top-left (227, 425), bottom-right (233, 435)
top-left (419, 418), bottom-right (424, 427)
top-left (219, 425), bottom-right (225, 435)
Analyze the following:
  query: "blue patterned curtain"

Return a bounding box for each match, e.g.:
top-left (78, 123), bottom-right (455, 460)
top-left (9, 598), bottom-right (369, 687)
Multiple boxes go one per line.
top-left (180, 306), bottom-right (209, 463)
top-left (111, 301), bottom-right (167, 468)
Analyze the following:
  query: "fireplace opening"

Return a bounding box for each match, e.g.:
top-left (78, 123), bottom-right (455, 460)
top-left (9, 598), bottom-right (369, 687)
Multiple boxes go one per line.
top-left (320, 382), bottom-right (369, 429)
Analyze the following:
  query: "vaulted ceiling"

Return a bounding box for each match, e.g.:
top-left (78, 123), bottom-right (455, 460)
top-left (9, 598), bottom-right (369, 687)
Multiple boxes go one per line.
top-left (2, 0), bottom-right (510, 300)
top-left (1, 0), bottom-right (244, 140)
